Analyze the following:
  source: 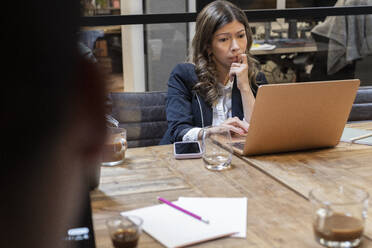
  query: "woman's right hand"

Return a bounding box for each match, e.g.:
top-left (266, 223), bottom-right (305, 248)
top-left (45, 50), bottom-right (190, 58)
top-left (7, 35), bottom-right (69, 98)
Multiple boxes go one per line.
top-left (221, 117), bottom-right (249, 136)
top-left (197, 117), bottom-right (249, 140)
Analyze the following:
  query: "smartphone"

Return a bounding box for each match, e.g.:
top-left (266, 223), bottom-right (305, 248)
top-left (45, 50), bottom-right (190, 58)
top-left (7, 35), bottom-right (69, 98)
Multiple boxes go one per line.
top-left (173, 141), bottom-right (202, 159)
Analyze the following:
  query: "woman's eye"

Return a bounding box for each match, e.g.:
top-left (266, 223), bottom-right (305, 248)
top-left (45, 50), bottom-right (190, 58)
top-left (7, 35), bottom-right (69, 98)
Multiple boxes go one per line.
top-left (238, 34), bottom-right (245, 38)
top-left (219, 37), bottom-right (228, 42)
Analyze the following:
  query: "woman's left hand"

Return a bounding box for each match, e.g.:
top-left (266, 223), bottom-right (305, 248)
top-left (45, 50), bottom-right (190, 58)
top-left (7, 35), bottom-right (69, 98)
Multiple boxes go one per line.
top-left (229, 54), bottom-right (251, 92)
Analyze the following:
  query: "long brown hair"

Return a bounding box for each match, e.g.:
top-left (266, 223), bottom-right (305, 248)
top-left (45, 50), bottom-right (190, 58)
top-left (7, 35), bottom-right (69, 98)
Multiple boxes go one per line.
top-left (191, 0), bottom-right (260, 106)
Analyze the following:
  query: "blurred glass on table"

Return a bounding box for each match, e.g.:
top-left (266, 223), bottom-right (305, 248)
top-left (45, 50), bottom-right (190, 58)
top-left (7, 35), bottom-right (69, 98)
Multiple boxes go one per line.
top-left (106, 215), bottom-right (143, 248)
top-left (309, 185), bottom-right (369, 248)
top-left (101, 127), bottom-right (127, 166)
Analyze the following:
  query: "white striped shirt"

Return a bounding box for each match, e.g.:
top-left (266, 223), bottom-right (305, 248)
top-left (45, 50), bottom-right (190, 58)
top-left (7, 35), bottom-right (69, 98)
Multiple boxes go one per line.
top-left (183, 80), bottom-right (233, 141)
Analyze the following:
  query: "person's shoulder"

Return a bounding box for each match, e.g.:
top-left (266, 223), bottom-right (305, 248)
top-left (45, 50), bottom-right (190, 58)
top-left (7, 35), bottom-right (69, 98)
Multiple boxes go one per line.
top-left (171, 63), bottom-right (196, 76)
top-left (167, 63), bottom-right (197, 96)
top-left (170, 63), bottom-right (198, 86)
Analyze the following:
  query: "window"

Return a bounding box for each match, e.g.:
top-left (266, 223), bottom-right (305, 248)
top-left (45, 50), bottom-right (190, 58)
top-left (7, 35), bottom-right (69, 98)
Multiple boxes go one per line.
top-left (81, 1), bottom-right (372, 92)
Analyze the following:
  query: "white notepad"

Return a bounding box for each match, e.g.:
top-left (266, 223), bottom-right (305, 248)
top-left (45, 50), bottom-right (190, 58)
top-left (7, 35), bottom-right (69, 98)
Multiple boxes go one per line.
top-left (340, 127), bottom-right (372, 145)
top-left (121, 197), bottom-right (247, 248)
top-left (177, 197), bottom-right (247, 238)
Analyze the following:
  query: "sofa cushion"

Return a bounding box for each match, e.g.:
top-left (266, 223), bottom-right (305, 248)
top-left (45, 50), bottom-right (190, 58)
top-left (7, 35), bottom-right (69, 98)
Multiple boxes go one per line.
top-left (348, 87), bottom-right (372, 121)
top-left (109, 92), bottom-right (167, 148)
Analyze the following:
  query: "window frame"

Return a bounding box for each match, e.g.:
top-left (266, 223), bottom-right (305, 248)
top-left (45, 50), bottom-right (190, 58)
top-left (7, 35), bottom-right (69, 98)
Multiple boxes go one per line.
top-left (81, 5), bottom-right (372, 90)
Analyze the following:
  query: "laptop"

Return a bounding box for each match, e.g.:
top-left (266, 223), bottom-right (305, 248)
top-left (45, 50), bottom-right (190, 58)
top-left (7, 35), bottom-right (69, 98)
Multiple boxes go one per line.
top-left (231, 79), bottom-right (360, 156)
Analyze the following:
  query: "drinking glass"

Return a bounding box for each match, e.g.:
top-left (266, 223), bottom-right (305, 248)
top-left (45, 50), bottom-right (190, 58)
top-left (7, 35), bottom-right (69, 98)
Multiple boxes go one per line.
top-left (309, 185), bottom-right (369, 248)
top-left (101, 127), bottom-right (128, 166)
top-left (202, 126), bottom-right (233, 171)
top-left (106, 215), bottom-right (143, 248)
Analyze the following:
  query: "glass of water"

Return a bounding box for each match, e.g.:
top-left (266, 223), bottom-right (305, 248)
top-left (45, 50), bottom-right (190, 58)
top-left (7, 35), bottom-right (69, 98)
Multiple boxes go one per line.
top-left (202, 126), bottom-right (233, 171)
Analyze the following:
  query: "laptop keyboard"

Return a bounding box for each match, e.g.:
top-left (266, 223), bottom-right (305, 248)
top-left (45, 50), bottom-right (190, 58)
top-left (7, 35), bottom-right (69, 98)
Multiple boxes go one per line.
top-left (232, 142), bottom-right (245, 150)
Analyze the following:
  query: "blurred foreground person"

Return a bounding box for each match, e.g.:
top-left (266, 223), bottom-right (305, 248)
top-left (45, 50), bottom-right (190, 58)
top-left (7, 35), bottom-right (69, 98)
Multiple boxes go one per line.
top-left (1, 1), bottom-right (106, 247)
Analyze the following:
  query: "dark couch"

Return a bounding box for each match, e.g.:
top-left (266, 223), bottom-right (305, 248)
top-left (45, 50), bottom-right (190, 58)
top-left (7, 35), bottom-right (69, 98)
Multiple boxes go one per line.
top-left (348, 87), bottom-right (372, 122)
top-left (109, 91), bottom-right (167, 148)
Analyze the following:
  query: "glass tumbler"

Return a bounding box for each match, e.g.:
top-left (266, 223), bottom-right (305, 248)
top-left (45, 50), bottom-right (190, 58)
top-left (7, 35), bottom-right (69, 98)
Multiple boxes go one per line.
top-left (101, 127), bottom-right (128, 166)
top-left (106, 215), bottom-right (143, 248)
top-left (309, 185), bottom-right (369, 248)
top-left (202, 126), bottom-right (233, 171)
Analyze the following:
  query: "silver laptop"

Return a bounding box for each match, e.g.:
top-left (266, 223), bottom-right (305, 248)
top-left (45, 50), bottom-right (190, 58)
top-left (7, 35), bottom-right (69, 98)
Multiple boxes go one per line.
top-left (231, 79), bottom-right (360, 156)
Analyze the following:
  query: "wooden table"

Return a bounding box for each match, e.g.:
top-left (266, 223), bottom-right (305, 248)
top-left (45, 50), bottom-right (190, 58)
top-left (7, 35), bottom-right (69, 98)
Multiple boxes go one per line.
top-left (82, 25), bottom-right (121, 34)
top-left (91, 122), bottom-right (372, 247)
top-left (249, 38), bottom-right (331, 56)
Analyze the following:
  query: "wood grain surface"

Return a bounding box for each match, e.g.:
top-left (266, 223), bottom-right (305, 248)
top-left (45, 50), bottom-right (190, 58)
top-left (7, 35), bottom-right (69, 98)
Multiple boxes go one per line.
top-left (91, 122), bottom-right (372, 247)
top-left (239, 121), bottom-right (372, 243)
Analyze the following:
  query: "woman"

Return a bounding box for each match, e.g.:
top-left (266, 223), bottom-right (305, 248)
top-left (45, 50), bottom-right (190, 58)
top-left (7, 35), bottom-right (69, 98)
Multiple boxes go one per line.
top-left (160, 0), bottom-right (267, 144)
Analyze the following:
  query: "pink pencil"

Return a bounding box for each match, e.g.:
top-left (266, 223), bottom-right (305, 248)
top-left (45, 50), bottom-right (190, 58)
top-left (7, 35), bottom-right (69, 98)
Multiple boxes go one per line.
top-left (157, 197), bottom-right (209, 224)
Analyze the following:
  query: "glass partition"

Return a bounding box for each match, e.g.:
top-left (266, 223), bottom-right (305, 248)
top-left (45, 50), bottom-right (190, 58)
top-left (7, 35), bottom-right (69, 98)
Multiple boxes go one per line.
top-left (80, 1), bottom-right (372, 92)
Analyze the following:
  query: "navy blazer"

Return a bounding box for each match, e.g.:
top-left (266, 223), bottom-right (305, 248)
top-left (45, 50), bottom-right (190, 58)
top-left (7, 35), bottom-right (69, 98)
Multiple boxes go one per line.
top-left (159, 63), bottom-right (267, 145)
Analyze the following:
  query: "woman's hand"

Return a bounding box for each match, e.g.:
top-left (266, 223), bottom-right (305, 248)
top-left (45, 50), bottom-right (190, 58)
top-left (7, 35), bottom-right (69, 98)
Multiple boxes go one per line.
top-left (229, 54), bottom-right (255, 123)
top-left (229, 54), bottom-right (251, 92)
top-left (221, 117), bottom-right (249, 136)
top-left (197, 117), bottom-right (249, 140)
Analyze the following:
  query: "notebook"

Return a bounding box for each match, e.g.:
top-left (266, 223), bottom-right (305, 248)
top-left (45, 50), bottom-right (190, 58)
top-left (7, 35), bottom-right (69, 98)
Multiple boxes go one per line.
top-left (121, 197), bottom-right (247, 248)
top-left (231, 79), bottom-right (360, 156)
top-left (340, 127), bottom-right (372, 145)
